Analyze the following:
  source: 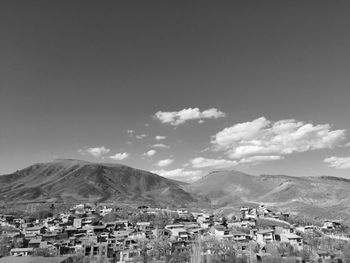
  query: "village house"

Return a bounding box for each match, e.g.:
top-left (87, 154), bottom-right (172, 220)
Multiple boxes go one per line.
top-left (240, 217), bottom-right (256, 228)
top-left (24, 226), bottom-right (42, 236)
top-left (322, 220), bottom-right (342, 231)
top-left (197, 215), bottom-right (211, 229)
top-left (283, 233), bottom-right (303, 250)
top-left (10, 247), bottom-right (34, 257)
top-left (135, 222), bottom-right (151, 232)
top-left (119, 249), bottom-right (143, 263)
top-left (165, 224), bottom-right (185, 233)
top-left (256, 229), bottom-right (275, 244)
top-left (28, 237), bottom-right (47, 249)
top-left (210, 225), bottom-right (232, 239)
top-left (99, 206), bottom-right (113, 216)
top-left (231, 231), bottom-right (249, 242)
top-left (0, 226), bottom-right (20, 237)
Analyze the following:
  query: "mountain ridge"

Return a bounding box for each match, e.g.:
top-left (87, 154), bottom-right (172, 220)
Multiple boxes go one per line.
top-left (1, 160), bottom-right (349, 221)
top-left (0, 159), bottom-right (196, 206)
top-left (188, 169), bottom-right (350, 221)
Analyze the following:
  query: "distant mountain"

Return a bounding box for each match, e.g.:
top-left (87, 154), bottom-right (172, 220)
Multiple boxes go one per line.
top-left (0, 159), bottom-right (197, 206)
top-left (188, 170), bottom-right (350, 221)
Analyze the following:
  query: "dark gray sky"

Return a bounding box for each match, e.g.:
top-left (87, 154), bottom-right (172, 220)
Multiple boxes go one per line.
top-left (1, 1), bottom-right (349, 181)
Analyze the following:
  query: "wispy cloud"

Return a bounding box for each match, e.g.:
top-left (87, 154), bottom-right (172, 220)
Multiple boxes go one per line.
top-left (154, 107), bottom-right (226, 126)
top-left (189, 155), bottom-right (283, 169)
top-left (155, 135), bottom-right (166, 140)
top-left (157, 159), bottom-right (174, 167)
top-left (78, 146), bottom-right (110, 158)
top-left (324, 156), bottom-right (350, 169)
top-left (135, 134), bottom-right (148, 139)
top-left (109, 152), bottom-right (129, 161)
top-left (151, 143), bottom-right (170, 149)
top-left (239, 155), bottom-right (283, 163)
top-left (212, 117), bottom-right (346, 161)
top-left (152, 169), bottom-right (202, 182)
top-left (127, 130), bottom-right (147, 140)
top-left (144, 150), bottom-right (156, 157)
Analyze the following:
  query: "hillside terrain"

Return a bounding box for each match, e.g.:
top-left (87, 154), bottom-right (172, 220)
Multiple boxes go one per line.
top-left (1, 160), bottom-right (349, 221)
top-left (188, 170), bottom-right (350, 221)
top-left (0, 159), bottom-right (197, 207)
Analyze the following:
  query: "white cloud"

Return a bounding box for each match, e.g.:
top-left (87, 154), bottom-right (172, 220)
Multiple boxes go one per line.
top-left (190, 157), bottom-right (238, 169)
top-left (154, 107), bottom-right (226, 126)
top-left (109, 152), bottom-right (129, 161)
top-left (155, 135), bottom-right (166, 140)
top-left (78, 146), bottom-right (110, 158)
top-left (136, 134), bottom-right (148, 139)
top-left (152, 169), bottom-right (202, 182)
top-left (212, 117), bottom-right (346, 160)
top-left (145, 150), bottom-right (156, 157)
top-left (324, 156), bottom-right (350, 169)
top-left (151, 143), bottom-right (170, 149)
top-left (157, 159), bottom-right (174, 167)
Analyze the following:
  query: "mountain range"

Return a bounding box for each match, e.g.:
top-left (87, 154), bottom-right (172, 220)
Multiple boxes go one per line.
top-left (1, 159), bottom-right (349, 221)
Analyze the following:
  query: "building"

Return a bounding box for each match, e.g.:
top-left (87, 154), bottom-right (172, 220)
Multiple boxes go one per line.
top-left (256, 229), bottom-right (274, 244)
top-left (10, 248), bottom-right (34, 257)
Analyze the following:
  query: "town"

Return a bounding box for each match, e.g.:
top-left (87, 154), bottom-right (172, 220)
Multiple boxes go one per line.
top-left (1, 203), bottom-right (350, 263)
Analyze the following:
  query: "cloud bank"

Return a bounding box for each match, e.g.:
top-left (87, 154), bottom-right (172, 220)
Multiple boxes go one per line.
top-left (212, 117), bottom-right (346, 160)
top-left (324, 156), bottom-right (350, 169)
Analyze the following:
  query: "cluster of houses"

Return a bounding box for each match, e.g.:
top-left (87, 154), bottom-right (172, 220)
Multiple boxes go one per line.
top-left (0, 203), bottom-right (348, 262)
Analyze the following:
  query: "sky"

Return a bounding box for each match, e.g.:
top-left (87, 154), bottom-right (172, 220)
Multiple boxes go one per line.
top-left (1, 1), bottom-right (349, 182)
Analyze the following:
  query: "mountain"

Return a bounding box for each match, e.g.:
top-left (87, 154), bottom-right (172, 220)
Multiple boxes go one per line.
top-left (188, 170), bottom-right (350, 221)
top-left (0, 159), bottom-right (197, 206)
top-left (2, 161), bottom-right (349, 221)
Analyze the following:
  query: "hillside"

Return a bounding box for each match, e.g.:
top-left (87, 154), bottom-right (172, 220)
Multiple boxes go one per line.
top-left (0, 159), bottom-right (197, 207)
top-left (188, 170), bottom-right (350, 220)
top-left (2, 161), bottom-right (349, 220)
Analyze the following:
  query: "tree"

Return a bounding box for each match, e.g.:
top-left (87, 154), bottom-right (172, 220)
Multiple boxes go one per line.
top-left (152, 214), bottom-right (171, 229)
top-left (147, 236), bottom-right (171, 261)
top-left (341, 242), bottom-right (350, 263)
top-left (222, 217), bottom-right (228, 228)
top-left (0, 236), bottom-right (11, 257)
